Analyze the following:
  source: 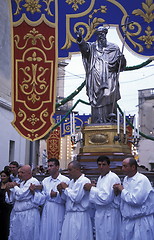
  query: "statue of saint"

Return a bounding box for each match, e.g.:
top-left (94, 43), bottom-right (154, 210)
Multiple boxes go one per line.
top-left (76, 26), bottom-right (126, 123)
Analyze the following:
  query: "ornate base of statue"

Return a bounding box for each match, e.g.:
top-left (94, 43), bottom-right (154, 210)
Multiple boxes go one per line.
top-left (80, 123), bottom-right (130, 153)
top-left (77, 123), bottom-right (132, 177)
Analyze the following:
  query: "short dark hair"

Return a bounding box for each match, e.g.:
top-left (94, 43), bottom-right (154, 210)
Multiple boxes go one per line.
top-left (69, 160), bottom-right (81, 170)
top-left (128, 158), bottom-right (138, 170)
top-left (48, 158), bottom-right (60, 166)
top-left (9, 161), bottom-right (19, 168)
top-left (4, 165), bottom-right (10, 172)
top-left (97, 155), bottom-right (110, 165)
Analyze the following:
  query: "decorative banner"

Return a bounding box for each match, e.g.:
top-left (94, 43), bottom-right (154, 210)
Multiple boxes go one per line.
top-left (53, 114), bottom-right (91, 137)
top-left (10, 0), bottom-right (57, 141)
top-left (10, 1), bottom-right (153, 141)
top-left (126, 115), bottom-right (134, 148)
top-left (58, 0), bottom-right (154, 58)
top-left (47, 127), bottom-right (61, 160)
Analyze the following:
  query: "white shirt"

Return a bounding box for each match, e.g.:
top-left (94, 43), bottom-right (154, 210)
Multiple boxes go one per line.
top-left (121, 172), bottom-right (154, 218)
top-left (64, 174), bottom-right (91, 212)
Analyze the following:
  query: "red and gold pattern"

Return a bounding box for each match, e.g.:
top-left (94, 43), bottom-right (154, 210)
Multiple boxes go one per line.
top-left (47, 127), bottom-right (61, 159)
top-left (127, 125), bottom-right (133, 148)
top-left (12, 22), bottom-right (57, 141)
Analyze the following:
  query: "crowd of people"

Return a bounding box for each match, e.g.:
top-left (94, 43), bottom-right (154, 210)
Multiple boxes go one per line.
top-left (0, 157), bottom-right (154, 240)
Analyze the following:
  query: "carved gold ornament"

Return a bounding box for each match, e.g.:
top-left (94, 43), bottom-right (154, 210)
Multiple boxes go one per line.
top-left (89, 133), bottom-right (108, 145)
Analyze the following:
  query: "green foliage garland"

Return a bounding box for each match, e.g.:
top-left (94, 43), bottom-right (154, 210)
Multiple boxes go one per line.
top-left (49, 58), bottom-right (154, 141)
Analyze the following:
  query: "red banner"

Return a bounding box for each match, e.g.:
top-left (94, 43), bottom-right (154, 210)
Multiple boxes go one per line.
top-left (47, 127), bottom-right (61, 159)
top-left (12, 21), bottom-right (57, 141)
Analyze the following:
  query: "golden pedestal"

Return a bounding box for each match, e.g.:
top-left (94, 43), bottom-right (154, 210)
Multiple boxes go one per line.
top-left (80, 124), bottom-right (131, 154)
top-left (77, 124), bottom-right (132, 177)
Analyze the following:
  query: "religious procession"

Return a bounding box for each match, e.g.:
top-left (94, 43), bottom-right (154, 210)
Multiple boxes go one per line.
top-left (0, 157), bottom-right (154, 240)
top-left (1, 1), bottom-right (154, 240)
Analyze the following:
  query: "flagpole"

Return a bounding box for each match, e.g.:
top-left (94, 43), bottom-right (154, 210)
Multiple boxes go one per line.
top-left (110, 16), bottom-right (132, 116)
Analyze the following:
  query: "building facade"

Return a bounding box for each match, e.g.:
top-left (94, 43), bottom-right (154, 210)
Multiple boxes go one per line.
top-left (138, 88), bottom-right (154, 170)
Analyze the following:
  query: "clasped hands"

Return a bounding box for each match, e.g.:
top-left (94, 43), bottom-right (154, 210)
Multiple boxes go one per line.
top-left (29, 184), bottom-right (43, 195)
top-left (84, 181), bottom-right (96, 191)
top-left (57, 182), bottom-right (68, 195)
top-left (113, 183), bottom-right (124, 196)
top-left (6, 182), bottom-right (19, 191)
top-left (29, 184), bottom-right (58, 198)
top-left (84, 182), bottom-right (124, 196)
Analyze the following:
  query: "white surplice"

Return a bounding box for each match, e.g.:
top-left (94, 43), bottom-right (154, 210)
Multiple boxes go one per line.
top-left (6, 177), bottom-right (42, 240)
top-left (120, 172), bottom-right (154, 240)
top-left (89, 171), bottom-right (121, 240)
top-left (39, 174), bottom-right (70, 240)
top-left (60, 174), bottom-right (94, 240)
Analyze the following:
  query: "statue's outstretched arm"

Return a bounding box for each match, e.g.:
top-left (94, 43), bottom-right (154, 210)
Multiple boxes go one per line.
top-left (76, 28), bottom-right (83, 43)
top-left (76, 28), bottom-right (90, 58)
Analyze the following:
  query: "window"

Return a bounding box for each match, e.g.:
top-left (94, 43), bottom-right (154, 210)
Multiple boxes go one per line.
top-left (9, 140), bottom-right (15, 162)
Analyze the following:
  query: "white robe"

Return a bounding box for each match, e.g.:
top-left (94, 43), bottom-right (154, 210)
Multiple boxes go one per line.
top-left (60, 174), bottom-right (94, 240)
top-left (6, 177), bottom-right (42, 240)
top-left (120, 172), bottom-right (154, 240)
top-left (39, 174), bottom-right (70, 240)
top-left (89, 171), bottom-right (121, 240)
top-left (10, 174), bottom-right (20, 183)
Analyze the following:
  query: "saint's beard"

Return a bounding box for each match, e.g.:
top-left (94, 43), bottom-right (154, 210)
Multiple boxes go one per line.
top-left (98, 38), bottom-right (107, 48)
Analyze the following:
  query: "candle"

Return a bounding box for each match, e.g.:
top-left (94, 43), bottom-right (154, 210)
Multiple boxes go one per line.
top-left (117, 109), bottom-right (120, 134)
top-left (70, 113), bottom-right (72, 135)
top-left (72, 112), bottom-right (75, 135)
top-left (123, 111), bottom-right (126, 134)
top-left (133, 115), bottom-right (136, 138)
top-left (137, 115), bottom-right (139, 138)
